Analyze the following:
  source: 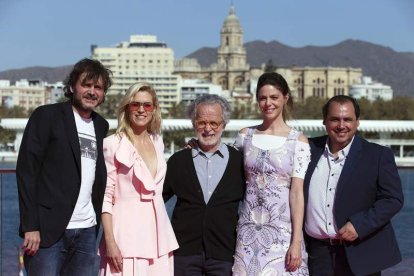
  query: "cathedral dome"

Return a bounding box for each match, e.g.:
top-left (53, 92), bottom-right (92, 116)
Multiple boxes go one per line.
top-left (221, 5), bottom-right (243, 32)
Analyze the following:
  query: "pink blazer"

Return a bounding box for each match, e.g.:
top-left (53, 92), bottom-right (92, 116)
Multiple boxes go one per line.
top-left (99, 133), bottom-right (178, 259)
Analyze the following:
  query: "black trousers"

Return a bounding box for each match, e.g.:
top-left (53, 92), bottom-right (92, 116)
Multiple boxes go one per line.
top-left (307, 237), bottom-right (381, 276)
top-left (174, 254), bottom-right (233, 276)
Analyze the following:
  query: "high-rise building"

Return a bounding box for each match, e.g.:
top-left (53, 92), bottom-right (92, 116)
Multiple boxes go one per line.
top-left (91, 35), bottom-right (180, 113)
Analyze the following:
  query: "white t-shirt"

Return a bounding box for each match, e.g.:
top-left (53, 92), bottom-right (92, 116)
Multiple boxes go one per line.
top-left (67, 111), bottom-right (97, 229)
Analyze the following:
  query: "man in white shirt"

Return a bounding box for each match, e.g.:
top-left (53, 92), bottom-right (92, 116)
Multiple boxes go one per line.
top-left (17, 58), bottom-right (112, 275)
top-left (304, 95), bottom-right (404, 275)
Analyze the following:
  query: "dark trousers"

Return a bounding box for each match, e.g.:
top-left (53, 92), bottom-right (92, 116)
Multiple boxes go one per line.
top-left (174, 254), bottom-right (233, 276)
top-left (307, 237), bottom-right (381, 276)
top-left (24, 226), bottom-right (97, 276)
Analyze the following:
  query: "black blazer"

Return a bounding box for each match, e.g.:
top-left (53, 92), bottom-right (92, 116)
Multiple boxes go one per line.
top-left (17, 101), bottom-right (108, 247)
top-left (304, 135), bottom-right (404, 275)
top-left (163, 145), bottom-right (245, 262)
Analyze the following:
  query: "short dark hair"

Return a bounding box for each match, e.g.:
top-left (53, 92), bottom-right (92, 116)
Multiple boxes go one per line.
top-left (63, 58), bottom-right (113, 98)
top-left (322, 95), bottom-right (360, 121)
top-left (256, 72), bottom-right (292, 121)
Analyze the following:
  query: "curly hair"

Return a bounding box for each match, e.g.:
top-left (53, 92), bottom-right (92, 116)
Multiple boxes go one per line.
top-left (63, 58), bottom-right (112, 98)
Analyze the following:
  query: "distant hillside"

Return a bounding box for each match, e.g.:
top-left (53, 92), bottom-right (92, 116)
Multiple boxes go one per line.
top-left (187, 39), bottom-right (414, 97)
top-left (0, 65), bottom-right (72, 83)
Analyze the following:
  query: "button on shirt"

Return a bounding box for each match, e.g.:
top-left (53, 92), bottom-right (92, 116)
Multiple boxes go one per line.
top-left (192, 143), bottom-right (229, 204)
top-left (305, 137), bottom-right (354, 239)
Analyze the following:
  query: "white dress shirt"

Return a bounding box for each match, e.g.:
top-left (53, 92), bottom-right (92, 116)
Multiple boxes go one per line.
top-left (305, 136), bottom-right (354, 239)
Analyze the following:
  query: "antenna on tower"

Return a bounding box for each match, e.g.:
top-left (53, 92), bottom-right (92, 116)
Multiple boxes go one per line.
top-left (230, 0), bottom-right (235, 14)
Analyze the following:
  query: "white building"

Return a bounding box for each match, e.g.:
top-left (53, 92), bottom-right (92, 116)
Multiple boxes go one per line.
top-left (180, 79), bottom-right (227, 105)
top-left (46, 82), bottom-right (65, 104)
top-left (349, 76), bottom-right (393, 101)
top-left (91, 35), bottom-right (180, 113)
top-left (0, 79), bottom-right (48, 111)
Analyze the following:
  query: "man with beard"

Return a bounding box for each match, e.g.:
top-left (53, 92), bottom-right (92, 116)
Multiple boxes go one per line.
top-left (163, 95), bottom-right (245, 276)
top-left (17, 58), bottom-right (112, 275)
top-left (304, 95), bottom-right (404, 275)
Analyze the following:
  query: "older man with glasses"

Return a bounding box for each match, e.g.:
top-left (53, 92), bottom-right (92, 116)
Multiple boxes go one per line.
top-left (163, 94), bottom-right (245, 276)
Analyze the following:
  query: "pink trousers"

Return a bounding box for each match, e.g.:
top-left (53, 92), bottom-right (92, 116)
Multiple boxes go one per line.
top-left (99, 252), bottom-right (174, 276)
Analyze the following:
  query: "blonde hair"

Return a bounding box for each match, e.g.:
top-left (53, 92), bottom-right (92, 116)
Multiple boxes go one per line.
top-left (116, 83), bottom-right (161, 142)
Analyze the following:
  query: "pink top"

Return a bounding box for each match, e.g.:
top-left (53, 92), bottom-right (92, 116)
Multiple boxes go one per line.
top-left (99, 133), bottom-right (178, 259)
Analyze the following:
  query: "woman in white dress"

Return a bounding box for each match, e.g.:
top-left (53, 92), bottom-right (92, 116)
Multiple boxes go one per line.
top-left (232, 72), bottom-right (311, 275)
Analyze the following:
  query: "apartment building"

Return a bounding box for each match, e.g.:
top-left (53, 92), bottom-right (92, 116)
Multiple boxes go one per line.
top-left (91, 35), bottom-right (180, 113)
top-left (0, 79), bottom-right (48, 111)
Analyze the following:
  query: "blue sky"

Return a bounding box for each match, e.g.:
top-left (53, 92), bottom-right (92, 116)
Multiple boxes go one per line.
top-left (0, 0), bottom-right (413, 71)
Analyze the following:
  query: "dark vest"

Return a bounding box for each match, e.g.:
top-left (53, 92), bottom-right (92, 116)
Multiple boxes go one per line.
top-left (163, 145), bottom-right (245, 262)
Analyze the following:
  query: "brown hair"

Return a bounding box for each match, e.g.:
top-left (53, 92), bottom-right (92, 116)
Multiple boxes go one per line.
top-left (256, 72), bottom-right (293, 121)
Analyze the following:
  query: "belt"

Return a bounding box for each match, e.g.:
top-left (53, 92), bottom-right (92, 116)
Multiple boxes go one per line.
top-left (319, 238), bottom-right (344, 246)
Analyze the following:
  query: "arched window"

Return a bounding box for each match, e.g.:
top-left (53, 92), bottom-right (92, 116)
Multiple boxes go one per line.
top-left (234, 76), bottom-right (244, 86)
top-left (218, 77), bottom-right (228, 89)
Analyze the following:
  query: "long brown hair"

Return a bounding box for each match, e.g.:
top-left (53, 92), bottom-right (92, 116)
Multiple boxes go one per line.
top-left (256, 72), bottom-right (293, 122)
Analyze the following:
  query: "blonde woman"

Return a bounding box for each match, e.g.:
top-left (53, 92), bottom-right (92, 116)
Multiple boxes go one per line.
top-left (99, 83), bottom-right (178, 275)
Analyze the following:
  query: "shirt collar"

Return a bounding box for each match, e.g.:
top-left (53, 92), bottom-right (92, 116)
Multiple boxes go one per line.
top-left (324, 135), bottom-right (355, 161)
top-left (192, 142), bottom-right (226, 159)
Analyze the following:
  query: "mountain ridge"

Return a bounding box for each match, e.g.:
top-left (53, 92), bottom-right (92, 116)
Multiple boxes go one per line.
top-left (186, 39), bottom-right (414, 96)
top-left (1, 40), bottom-right (413, 96)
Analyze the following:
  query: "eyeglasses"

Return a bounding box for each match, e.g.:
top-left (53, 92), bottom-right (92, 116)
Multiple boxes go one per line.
top-left (129, 101), bottom-right (154, 112)
top-left (195, 120), bottom-right (223, 130)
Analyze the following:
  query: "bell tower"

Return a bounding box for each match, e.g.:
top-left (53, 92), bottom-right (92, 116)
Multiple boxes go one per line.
top-left (217, 4), bottom-right (247, 71)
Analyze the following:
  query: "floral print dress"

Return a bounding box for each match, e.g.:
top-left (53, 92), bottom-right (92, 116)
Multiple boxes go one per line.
top-left (232, 127), bottom-right (310, 276)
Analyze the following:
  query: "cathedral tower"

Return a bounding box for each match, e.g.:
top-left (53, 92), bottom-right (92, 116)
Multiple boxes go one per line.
top-left (217, 5), bottom-right (247, 71)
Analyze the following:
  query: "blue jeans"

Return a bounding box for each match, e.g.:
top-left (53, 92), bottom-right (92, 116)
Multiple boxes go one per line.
top-left (24, 226), bottom-right (97, 276)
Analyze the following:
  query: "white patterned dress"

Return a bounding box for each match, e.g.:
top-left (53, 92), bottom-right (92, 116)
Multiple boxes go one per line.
top-left (232, 128), bottom-right (311, 276)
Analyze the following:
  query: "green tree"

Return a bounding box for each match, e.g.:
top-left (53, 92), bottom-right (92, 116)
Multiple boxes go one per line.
top-left (264, 59), bottom-right (277, 73)
top-left (0, 106), bottom-right (27, 146)
top-left (371, 98), bottom-right (389, 119)
top-left (97, 94), bottom-right (123, 119)
top-left (231, 100), bottom-right (261, 119)
top-left (0, 105), bottom-right (27, 118)
top-left (357, 98), bottom-right (377, 119)
top-left (162, 101), bottom-right (192, 149)
top-left (294, 96), bottom-right (326, 119)
top-left (165, 102), bottom-right (187, 119)
top-left (162, 129), bottom-right (194, 150)
top-left (388, 96), bottom-right (414, 120)
top-left (0, 126), bottom-right (16, 146)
